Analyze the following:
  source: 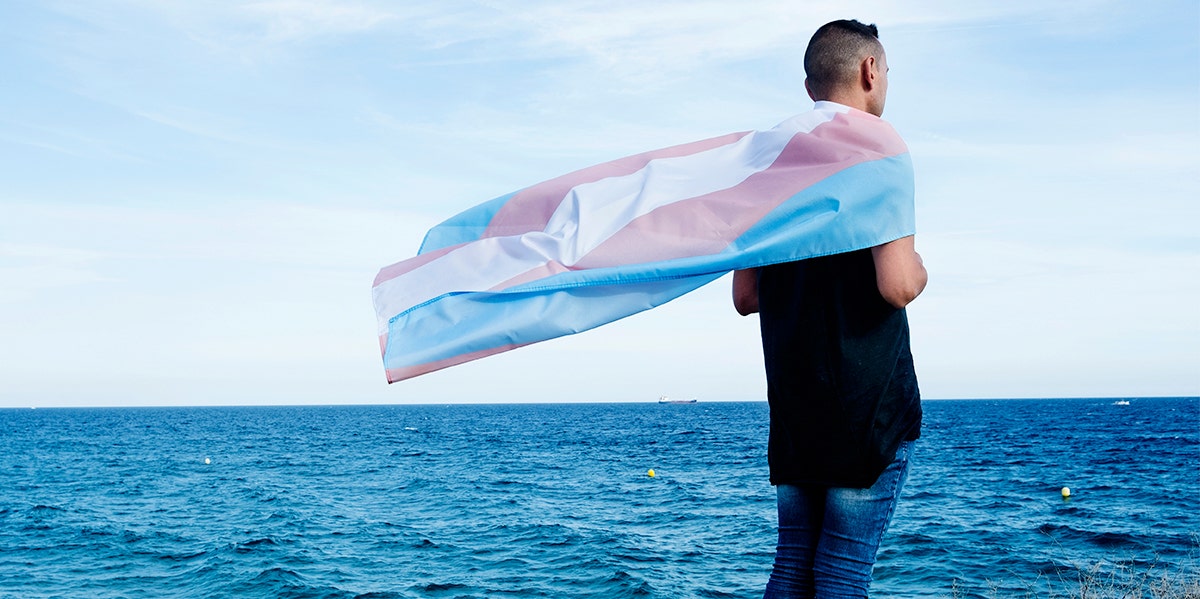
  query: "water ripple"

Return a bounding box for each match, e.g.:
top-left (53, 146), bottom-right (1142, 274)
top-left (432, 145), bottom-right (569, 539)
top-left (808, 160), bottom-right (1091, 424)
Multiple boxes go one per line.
top-left (0, 399), bottom-right (1195, 598)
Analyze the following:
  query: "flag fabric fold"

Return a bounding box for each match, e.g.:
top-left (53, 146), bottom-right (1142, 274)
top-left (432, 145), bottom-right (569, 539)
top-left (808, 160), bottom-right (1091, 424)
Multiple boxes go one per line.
top-left (373, 101), bottom-right (916, 382)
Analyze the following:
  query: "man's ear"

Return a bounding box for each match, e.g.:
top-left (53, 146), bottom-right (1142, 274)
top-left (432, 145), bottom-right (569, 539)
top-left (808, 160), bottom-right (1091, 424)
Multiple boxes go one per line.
top-left (860, 55), bottom-right (877, 92)
top-left (804, 79), bottom-right (816, 101)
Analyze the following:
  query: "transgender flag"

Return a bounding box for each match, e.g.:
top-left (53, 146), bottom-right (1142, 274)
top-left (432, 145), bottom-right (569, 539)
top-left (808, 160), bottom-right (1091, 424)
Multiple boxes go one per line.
top-left (373, 101), bottom-right (916, 383)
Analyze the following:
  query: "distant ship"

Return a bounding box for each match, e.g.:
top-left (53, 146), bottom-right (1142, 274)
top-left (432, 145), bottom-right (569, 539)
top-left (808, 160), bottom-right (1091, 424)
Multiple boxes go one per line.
top-left (1112, 400), bottom-right (1131, 406)
top-left (658, 395), bottom-right (697, 404)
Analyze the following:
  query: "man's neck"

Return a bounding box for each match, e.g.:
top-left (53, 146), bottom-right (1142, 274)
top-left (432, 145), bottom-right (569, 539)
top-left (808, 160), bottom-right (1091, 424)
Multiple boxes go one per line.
top-left (816, 91), bottom-right (870, 114)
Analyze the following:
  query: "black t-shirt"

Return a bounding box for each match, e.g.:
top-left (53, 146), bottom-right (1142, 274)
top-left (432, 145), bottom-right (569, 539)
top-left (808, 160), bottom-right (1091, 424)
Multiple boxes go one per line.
top-left (758, 248), bottom-right (921, 488)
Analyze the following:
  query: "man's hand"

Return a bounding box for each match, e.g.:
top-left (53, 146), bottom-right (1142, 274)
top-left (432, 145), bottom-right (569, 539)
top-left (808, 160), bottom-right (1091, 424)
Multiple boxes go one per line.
top-left (871, 235), bottom-right (927, 309)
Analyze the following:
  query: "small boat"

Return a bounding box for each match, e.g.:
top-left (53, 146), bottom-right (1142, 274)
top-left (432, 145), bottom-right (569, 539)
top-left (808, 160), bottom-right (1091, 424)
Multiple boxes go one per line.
top-left (658, 395), bottom-right (697, 404)
top-left (1112, 400), bottom-right (1131, 406)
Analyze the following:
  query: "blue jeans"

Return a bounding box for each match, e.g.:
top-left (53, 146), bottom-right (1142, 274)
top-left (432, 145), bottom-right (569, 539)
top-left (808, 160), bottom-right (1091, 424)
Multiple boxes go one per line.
top-left (763, 440), bottom-right (914, 599)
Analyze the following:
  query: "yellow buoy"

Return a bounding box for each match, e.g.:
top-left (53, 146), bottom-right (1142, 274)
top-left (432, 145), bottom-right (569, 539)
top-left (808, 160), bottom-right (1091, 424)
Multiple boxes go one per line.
top-left (204, 457), bottom-right (211, 465)
top-left (647, 469), bottom-right (656, 478)
top-left (1061, 486), bottom-right (1071, 498)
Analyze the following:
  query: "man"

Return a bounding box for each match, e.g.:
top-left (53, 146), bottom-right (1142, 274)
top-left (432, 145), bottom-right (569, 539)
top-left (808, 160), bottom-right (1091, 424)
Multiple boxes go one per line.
top-left (732, 20), bottom-right (928, 598)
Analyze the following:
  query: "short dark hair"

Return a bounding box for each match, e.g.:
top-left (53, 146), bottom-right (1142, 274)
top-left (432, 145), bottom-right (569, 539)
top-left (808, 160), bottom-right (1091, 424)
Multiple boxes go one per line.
top-left (803, 20), bottom-right (882, 100)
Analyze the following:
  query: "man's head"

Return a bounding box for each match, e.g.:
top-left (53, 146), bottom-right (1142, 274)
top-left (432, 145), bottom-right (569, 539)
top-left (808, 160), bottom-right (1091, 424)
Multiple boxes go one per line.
top-left (803, 20), bottom-right (888, 116)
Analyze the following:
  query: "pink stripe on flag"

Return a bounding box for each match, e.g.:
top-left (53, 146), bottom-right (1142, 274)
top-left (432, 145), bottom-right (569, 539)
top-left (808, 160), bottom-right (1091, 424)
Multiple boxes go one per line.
top-left (489, 261), bottom-right (571, 291)
top-left (481, 131), bottom-right (752, 239)
top-left (373, 242), bottom-right (466, 287)
top-left (571, 111), bottom-right (908, 269)
top-left (385, 342), bottom-right (530, 383)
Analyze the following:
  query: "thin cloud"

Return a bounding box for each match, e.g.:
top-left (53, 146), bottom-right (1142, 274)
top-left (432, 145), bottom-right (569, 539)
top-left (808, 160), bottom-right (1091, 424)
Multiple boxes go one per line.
top-left (439, 1), bottom-right (1124, 77)
top-left (238, 0), bottom-right (398, 41)
top-left (0, 242), bottom-right (113, 303)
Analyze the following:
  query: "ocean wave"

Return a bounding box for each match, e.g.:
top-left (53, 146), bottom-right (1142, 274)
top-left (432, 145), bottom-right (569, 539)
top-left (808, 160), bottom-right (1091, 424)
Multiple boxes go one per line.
top-left (0, 399), bottom-right (1194, 598)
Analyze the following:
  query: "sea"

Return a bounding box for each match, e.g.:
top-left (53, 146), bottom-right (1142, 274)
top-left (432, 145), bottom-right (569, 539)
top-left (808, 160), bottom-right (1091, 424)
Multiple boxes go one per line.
top-left (1, 397), bottom-right (1196, 599)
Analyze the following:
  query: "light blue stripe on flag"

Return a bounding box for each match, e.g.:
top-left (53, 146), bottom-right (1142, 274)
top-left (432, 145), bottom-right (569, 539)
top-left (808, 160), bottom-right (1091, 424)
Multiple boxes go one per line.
top-left (384, 275), bottom-right (719, 370)
top-left (418, 192), bottom-right (516, 253)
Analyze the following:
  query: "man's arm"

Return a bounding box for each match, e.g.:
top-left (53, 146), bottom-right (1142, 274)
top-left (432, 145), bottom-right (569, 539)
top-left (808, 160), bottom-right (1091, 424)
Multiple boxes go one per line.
top-left (871, 235), bottom-right (927, 309)
top-left (732, 268), bottom-right (759, 315)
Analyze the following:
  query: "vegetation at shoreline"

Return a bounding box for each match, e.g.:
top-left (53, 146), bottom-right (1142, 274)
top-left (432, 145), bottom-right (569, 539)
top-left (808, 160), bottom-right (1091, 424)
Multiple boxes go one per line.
top-left (945, 553), bottom-right (1200, 598)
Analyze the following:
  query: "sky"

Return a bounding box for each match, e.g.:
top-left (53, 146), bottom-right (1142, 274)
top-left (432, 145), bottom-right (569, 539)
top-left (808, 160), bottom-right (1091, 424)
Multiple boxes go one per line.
top-left (1, 1), bottom-right (1197, 407)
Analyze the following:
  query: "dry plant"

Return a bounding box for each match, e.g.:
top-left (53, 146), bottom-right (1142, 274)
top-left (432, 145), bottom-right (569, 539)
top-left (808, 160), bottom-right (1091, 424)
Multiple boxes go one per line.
top-left (942, 551), bottom-right (1198, 599)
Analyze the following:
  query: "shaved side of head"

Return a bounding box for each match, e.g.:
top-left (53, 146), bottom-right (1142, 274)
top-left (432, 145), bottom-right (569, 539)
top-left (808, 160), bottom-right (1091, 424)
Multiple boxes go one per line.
top-left (804, 20), bottom-right (883, 101)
